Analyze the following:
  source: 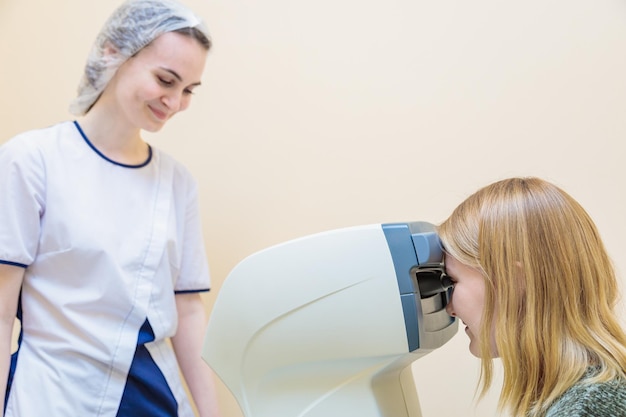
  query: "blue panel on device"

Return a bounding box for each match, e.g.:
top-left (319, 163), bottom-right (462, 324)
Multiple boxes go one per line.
top-left (382, 222), bottom-right (445, 352)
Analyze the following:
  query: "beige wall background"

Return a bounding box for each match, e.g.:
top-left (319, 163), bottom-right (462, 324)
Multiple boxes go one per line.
top-left (1, 0), bottom-right (625, 416)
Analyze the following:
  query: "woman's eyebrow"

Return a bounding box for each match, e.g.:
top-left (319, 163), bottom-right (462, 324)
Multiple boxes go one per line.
top-left (160, 67), bottom-right (182, 81)
top-left (442, 260), bottom-right (456, 276)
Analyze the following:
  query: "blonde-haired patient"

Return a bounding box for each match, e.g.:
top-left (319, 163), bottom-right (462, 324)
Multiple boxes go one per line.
top-left (0, 0), bottom-right (221, 415)
top-left (439, 177), bottom-right (626, 417)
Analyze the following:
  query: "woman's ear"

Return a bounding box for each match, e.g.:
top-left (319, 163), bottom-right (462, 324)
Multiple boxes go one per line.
top-left (102, 41), bottom-right (119, 58)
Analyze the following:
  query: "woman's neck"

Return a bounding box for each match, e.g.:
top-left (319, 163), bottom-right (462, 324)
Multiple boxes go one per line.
top-left (76, 108), bottom-right (150, 166)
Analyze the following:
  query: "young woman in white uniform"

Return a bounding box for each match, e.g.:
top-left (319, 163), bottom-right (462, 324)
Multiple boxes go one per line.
top-left (0, 1), bottom-right (221, 416)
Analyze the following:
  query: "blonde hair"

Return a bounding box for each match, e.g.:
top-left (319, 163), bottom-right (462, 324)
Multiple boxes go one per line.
top-left (438, 177), bottom-right (626, 417)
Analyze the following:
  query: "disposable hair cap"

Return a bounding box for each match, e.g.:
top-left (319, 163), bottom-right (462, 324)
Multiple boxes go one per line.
top-left (69, 0), bottom-right (210, 116)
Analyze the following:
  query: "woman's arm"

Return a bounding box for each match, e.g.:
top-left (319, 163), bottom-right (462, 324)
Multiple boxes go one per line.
top-left (0, 264), bottom-right (25, 417)
top-left (171, 292), bottom-right (221, 417)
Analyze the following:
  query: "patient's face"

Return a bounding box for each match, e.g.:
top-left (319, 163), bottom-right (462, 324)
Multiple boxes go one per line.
top-left (444, 254), bottom-right (497, 357)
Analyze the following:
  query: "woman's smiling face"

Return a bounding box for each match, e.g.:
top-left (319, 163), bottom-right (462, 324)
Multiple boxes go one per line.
top-left (99, 31), bottom-right (207, 132)
top-left (444, 254), bottom-right (497, 357)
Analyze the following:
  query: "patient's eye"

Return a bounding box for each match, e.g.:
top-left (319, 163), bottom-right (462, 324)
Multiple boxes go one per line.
top-left (441, 274), bottom-right (455, 290)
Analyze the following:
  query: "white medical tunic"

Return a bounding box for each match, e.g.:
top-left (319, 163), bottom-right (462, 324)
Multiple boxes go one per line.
top-left (0, 121), bottom-right (211, 416)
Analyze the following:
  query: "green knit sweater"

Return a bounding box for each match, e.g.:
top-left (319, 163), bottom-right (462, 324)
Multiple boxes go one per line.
top-left (545, 372), bottom-right (626, 417)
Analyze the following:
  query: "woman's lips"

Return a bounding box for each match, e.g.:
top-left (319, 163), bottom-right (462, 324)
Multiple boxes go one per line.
top-left (149, 105), bottom-right (168, 120)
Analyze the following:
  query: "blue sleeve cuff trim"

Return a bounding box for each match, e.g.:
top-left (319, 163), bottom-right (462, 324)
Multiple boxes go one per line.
top-left (174, 288), bottom-right (211, 294)
top-left (0, 260), bottom-right (28, 268)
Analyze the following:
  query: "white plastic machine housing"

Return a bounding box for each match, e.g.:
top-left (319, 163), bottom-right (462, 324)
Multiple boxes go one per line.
top-left (202, 222), bottom-right (457, 417)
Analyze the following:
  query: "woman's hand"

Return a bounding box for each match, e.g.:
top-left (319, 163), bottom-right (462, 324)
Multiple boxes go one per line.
top-left (171, 292), bottom-right (222, 417)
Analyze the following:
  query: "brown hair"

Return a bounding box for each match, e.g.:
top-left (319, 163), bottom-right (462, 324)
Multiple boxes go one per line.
top-left (173, 26), bottom-right (212, 50)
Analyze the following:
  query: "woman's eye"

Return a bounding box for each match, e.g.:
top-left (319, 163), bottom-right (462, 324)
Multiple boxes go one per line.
top-left (441, 275), bottom-right (456, 289)
top-left (158, 77), bottom-right (174, 86)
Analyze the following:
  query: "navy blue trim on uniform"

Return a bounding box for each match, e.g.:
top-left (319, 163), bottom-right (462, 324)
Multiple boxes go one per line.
top-left (0, 260), bottom-right (27, 268)
top-left (5, 343), bottom-right (20, 412)
top-left (73, 121), bottom-right (153, 169)
top-left (117, 320), bottom-right (178, 417)
top-left (174, 288), bottom-right (211, 294)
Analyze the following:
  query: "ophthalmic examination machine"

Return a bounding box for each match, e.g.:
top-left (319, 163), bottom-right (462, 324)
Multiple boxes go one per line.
top-left (202, 221), bottom-right (458, 417)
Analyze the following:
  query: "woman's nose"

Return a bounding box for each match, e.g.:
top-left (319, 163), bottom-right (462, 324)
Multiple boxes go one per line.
top-left (445, 301), bottom-right (456, 317)
top-left (162, 93), bottom-right (182, 112)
